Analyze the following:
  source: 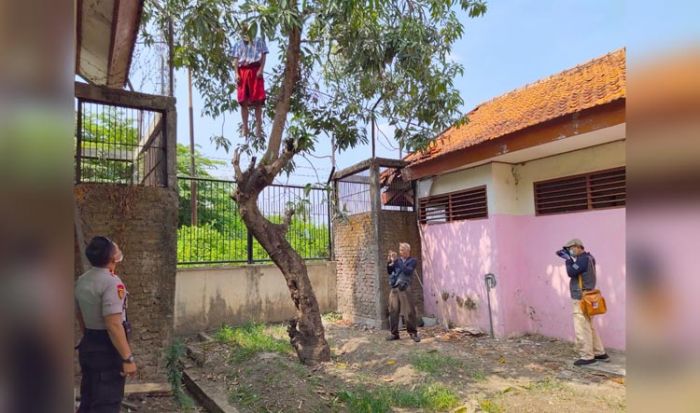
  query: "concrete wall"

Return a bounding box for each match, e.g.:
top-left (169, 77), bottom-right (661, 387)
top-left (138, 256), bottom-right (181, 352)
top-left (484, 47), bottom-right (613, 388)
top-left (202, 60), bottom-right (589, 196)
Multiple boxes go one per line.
top-left (75, 184), bottom-right (178, 380)
top-left (419, 141), bottom-right (626, 349)
top-left (174, 261), bottom-right (337, 334)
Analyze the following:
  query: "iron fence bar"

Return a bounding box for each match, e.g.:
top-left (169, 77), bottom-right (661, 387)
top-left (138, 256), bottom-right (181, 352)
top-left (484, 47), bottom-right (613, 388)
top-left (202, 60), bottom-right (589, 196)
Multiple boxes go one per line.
top-left (178, 257), bottom-right (330, 266)
top-left (76, 99), bottom-right (83, 184)
top-left (247, 229), bottom-right (254, 264)
top-left (177, 175), bottom-right (326, 190)
top-left (327, 187), bottom-right (332, 260)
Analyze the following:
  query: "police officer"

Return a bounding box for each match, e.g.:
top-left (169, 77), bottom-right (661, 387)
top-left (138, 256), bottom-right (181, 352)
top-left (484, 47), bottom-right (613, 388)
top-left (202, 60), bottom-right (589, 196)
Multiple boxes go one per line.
top-left (75, 236), bottom-right (136, 412)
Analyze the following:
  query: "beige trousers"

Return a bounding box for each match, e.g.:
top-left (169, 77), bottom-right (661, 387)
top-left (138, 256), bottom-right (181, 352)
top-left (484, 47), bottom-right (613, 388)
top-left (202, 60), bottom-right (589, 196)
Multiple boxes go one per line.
top-left (572, 299), bottom-right (606, 359)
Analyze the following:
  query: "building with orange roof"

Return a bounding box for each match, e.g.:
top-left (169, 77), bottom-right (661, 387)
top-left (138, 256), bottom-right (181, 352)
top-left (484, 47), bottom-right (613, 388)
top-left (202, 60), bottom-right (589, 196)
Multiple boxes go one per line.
top-left (401, 49), bottom-right (626, 349)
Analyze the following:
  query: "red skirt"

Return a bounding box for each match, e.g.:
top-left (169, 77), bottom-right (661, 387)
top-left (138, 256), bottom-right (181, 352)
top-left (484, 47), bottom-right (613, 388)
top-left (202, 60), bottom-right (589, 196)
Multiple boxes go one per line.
top-left (237, 63), bottom-right (266, 105)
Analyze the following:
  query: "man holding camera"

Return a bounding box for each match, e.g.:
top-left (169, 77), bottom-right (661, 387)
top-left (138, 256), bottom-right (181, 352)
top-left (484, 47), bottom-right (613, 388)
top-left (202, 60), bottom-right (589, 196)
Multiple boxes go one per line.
top-left (557, 238), bottom-right (609, 366)
top-left (386, 243), bottom-right (420, 342)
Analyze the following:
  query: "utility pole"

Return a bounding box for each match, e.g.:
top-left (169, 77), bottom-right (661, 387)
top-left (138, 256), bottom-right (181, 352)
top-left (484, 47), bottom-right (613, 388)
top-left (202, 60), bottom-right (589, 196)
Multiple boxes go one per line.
top-left (167, 17), bottom-right (174, 97)
top-left (188, 68), bottom-right (198, 225)
top-left (160, 54), bottom-right (165, 95)
top-left (371, 113), bottom-right (376, 159)
top-left (370, 97), bottom-right (382, 159)
top-left (331, 135), bottom-right (336, 170)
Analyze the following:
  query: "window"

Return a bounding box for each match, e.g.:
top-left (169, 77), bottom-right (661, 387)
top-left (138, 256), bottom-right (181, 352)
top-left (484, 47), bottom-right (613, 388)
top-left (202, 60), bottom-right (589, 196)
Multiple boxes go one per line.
top-left (534, 167), bottom-right (626, 215)
top-left (419, 186), bottom-right (487, 224)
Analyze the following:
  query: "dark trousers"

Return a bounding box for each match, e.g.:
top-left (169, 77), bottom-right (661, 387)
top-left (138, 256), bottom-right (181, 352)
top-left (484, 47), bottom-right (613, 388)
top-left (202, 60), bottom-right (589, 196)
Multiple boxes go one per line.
top-left (388, 288), bottom-right (418, 337)
top-left (77, 330), bottom-right (125, 413)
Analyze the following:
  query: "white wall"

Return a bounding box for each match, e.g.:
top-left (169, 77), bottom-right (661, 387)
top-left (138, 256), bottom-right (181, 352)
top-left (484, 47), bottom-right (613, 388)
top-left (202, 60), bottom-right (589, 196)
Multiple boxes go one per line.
top-left (419, 140), bottom-right (626, 216)
top-left (174, 261), bottom-right (337, 334)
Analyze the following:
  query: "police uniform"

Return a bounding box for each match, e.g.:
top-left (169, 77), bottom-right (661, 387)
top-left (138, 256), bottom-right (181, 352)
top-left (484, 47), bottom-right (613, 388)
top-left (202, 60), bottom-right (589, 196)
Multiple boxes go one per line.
top-left (75, 267), bottom-right (129, 413)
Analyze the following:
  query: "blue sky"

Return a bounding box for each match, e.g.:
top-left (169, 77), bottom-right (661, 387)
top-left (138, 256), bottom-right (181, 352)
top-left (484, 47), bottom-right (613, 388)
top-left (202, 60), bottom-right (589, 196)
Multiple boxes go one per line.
top-left (165, 0), bottom-right (629, 185)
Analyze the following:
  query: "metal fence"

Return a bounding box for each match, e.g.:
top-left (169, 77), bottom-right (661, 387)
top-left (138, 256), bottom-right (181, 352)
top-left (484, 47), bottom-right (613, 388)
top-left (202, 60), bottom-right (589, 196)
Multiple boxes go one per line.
top-left (335, 165), bottom-right (415, 217)
top-left (75, 97), bottom-right (167, 186)
top-left (336, 169), bottom-right (372, 215)
top-left (177, 176), bottom-right (331, 266)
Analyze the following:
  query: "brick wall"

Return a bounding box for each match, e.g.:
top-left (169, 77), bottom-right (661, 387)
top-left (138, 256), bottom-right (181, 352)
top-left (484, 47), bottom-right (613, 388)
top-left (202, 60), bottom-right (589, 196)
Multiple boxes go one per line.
top-left (333, 213), bottom-right (381, 326)
top-left (74, 183), bottom-right (177, 381)
top-left (378, 210), bottom-right (424, 322)
top-left (333, 210), bottom-right (423, 328)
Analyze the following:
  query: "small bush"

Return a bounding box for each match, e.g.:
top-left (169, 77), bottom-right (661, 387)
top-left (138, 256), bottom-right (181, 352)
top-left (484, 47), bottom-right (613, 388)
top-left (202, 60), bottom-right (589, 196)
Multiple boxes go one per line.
top-left (164, 340), bottom-right (195, 411)
top-left (322, 311), bottom-right (343, 323)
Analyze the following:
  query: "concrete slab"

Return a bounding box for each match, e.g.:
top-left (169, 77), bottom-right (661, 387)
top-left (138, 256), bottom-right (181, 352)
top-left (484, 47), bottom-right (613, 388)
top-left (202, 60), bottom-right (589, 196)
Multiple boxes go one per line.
top-left (580, 351), bottom-right (626, 377)
top-left (183, 369), bottom-right (239, 413)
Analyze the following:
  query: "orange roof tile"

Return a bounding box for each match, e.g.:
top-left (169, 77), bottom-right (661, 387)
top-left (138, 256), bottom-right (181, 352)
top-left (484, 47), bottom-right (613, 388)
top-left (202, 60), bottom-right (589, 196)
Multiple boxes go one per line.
top-left (406, 49), bottom-right (626, 166)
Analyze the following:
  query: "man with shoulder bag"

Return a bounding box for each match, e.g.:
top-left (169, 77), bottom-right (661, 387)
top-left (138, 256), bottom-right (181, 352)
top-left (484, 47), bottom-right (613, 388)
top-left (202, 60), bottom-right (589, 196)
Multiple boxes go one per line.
top-left (556, 238), bottom-right (610, 366)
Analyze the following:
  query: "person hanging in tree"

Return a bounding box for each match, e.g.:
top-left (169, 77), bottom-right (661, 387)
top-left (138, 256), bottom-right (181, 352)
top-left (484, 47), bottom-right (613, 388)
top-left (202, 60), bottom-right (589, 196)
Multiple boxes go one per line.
top-left (231, 23), bottom-right (268, 138)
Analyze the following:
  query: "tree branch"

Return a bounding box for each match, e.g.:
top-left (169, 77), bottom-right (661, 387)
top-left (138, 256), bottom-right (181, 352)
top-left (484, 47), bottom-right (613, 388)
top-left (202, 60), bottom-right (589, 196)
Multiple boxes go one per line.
top-left (262, 4), bottom-right (303, 166)
top-left (232, 148), bottom-right (244, 182)
top-left (266, 145), bottom-right (296, 178)
top-left (277, 207), bottom-right (295, 236)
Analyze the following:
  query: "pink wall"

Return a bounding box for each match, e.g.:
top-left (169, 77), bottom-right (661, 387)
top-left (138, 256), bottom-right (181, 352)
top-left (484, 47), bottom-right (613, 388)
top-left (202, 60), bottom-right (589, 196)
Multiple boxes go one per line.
top-left (421, 208), bottom-right (626, 349)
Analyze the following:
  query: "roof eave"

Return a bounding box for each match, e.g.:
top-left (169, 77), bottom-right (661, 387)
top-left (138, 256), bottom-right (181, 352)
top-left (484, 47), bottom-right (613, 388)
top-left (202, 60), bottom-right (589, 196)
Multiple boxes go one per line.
top-left (403, 99), bottom-right (626, 181)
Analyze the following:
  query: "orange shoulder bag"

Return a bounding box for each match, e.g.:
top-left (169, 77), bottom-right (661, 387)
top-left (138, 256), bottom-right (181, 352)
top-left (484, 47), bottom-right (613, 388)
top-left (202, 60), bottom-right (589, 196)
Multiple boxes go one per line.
top-left (579, 275), bottom-right (607, 317)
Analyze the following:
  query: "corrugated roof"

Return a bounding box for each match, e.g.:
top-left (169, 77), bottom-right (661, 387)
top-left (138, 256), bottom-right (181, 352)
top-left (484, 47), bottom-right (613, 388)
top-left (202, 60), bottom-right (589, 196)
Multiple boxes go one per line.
top-left (406, 48), bottom-right (626, 166)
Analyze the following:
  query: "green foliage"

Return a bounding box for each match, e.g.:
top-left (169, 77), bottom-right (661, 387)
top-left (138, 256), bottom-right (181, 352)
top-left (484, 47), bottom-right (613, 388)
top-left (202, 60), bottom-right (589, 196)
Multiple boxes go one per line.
top-left (177, 143), bottom-right (225, 177)
top-left (78, 109), bottom-right (140, 183)
top-left (144, 0), bottom-right (487, 156)
top-left (164, 340), bottom-right (195, 411)
top-left (177, 219), bottom-right (329, 264)
top-left (410, 351), bottom-right (463, 375)
top-left (176, 148), bottom-right (330, 264)
top-left (338, 383), bottom-right (460, 412)
top-left (216, 323), bottom-right (292, 362)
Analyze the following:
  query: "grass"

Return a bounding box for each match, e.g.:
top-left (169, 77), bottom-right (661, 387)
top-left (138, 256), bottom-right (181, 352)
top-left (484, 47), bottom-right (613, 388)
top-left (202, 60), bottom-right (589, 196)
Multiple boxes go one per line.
top-left (322, 311), bottom-right (343, 323)
top-left (410, 351), bottom-right (464, 375)
top-left (337, 383), bottom-right (460, 412)
top-left (472, 370), bottom-right (487, 381)
top-left (215, 322), bottom-right (292, 362)
top-left (229, 385), bottom-right (260, 407)
top-left (527, 377), bottom-right (566, 392)
top-left (479, 399), bottom-right (503, 413)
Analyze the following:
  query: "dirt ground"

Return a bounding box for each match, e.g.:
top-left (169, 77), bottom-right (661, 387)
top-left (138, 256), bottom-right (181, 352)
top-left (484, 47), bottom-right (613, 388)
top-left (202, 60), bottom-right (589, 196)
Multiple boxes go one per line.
top-left (184, 319), bottom-right (626, 412)
top-left (121, 394), bottom-right (206, 412)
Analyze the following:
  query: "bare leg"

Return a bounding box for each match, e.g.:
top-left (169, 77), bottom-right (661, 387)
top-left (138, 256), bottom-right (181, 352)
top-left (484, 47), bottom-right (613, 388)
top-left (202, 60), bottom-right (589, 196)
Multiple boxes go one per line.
top-left (241, 104), bottom-right (250, 137)
top-left (254, 104), bottom-right (263, 138)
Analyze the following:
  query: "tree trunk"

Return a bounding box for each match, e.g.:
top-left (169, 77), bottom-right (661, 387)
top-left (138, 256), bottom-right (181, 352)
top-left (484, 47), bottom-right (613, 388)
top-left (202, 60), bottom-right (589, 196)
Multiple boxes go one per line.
top-left (233, 167), bottom-right (331, 364)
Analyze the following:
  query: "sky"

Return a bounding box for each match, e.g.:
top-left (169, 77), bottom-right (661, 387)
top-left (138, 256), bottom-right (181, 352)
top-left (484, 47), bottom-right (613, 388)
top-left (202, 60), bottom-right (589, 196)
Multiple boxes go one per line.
top-left (137, 0), bottom-right (632, 185)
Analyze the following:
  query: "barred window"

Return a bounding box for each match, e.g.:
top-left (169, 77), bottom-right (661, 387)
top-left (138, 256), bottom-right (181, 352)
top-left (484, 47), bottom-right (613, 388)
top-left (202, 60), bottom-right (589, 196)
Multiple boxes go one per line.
top-left (419, 186), bottom-right (487, 224)
top-left (534, 167), bottom-right (626, 215)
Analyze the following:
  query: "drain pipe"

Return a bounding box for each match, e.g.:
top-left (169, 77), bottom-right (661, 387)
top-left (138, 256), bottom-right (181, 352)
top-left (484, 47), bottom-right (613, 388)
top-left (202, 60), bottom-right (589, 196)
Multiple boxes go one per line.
top-left (484, 273), bottom-right (497, 338)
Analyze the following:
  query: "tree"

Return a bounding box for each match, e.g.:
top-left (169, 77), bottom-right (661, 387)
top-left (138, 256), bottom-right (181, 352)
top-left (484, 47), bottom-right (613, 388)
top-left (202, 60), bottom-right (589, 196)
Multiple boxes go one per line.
top-left (145, 0), bottom-right (487, 364)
